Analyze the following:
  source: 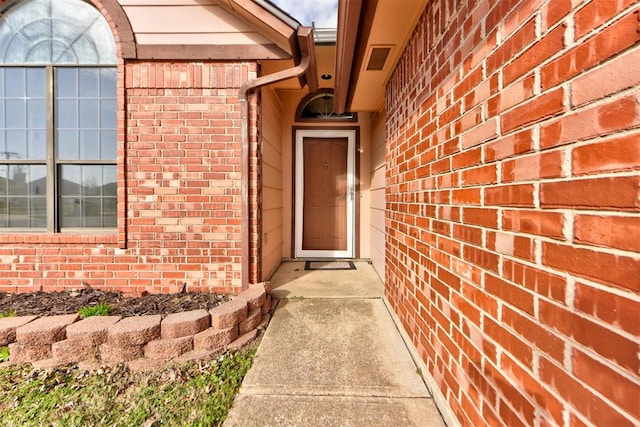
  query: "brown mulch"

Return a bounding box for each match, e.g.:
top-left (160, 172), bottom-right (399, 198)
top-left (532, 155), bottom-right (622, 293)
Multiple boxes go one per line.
top-left (0, 288), bottom-right (231, 318)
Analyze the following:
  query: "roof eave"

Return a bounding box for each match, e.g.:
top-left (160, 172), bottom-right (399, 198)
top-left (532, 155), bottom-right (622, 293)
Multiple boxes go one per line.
top-left (333, 0), bottom-right (377, 114)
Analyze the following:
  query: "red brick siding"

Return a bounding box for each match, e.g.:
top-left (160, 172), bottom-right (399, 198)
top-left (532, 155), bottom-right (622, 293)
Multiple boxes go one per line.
top-left (385, 0), bottom-right (640, 426)
top-left (0, 61), bottom-right (259, 293)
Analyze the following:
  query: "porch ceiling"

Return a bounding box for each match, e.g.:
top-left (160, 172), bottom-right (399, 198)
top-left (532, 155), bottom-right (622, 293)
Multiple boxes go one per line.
top-left (261, 44), bottom-right (335, 91)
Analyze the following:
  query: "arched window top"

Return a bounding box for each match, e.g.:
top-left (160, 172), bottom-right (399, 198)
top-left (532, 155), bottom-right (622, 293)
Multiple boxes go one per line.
top-left (296, 89), bottom-right (356, 122)
top-left (0, 0), bottom-right (116, 65)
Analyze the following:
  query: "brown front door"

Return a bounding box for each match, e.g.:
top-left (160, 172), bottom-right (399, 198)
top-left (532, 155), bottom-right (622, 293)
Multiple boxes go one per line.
top-left (302, 137), bottom-right (348, 251)
top-left (295, 129), bottom-right (355, 258)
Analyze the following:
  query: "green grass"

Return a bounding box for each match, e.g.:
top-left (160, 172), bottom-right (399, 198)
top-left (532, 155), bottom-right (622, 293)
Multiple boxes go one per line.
top-left (77, 303), bottom-right (111, 318)
top-left (0, 347), bottom-right (8, 363)
top-left (0, 347), bottom-right (255, 426)
top-left (0, 309), bottom-right (16, 319)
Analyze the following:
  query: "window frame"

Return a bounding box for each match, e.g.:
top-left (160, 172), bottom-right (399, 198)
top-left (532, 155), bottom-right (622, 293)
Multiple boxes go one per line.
top-left (0, 63), bottom-right (117, 233)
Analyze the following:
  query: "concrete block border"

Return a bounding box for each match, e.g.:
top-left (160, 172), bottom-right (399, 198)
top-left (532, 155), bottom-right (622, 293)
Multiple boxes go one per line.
top-left (0, 283), bottom-right (271, 370)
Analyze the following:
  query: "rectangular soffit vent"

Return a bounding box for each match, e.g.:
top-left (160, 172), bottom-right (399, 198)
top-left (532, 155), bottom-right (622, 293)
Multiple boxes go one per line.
top-left (366, 46), bottom-right (392, 71)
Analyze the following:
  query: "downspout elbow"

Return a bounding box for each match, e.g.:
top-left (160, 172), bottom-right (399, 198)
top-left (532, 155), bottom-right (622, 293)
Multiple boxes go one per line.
top-left (239, 46), bottom-right (315, 289)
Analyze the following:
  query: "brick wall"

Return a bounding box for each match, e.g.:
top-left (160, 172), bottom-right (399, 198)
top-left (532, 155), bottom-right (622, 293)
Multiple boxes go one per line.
top-left (385, 0), bottom-right (639, 426)
top-left (0, 61), bottom-right (259, 293)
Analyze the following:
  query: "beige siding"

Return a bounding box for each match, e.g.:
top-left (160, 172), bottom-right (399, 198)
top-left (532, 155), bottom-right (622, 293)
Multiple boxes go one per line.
top-left (261, 87), bottom-right (284, 280)
top-left (120, 0), bottom-right (272, 46)
top-left (369, 111), bottom-right (386, 281)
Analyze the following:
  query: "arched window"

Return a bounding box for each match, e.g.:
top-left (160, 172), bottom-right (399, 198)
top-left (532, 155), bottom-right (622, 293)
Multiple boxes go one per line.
top-left (296, 89), bottom-right (356, 122)
top-left (0, 0), bottom-right (117, 230)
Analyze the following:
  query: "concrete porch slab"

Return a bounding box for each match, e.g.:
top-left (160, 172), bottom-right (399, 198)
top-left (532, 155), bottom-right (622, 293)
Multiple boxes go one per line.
top-left (224, 394), bottom-right (444, 427)
top-left (240, 298), bottom-right (428, 397)
top-left (224, 261), bottom-right (445, 426)
top-left (270, 261), bottom-right (384, 299)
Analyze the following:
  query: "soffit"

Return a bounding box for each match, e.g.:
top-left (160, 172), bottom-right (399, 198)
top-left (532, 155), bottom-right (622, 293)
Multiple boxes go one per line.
top-left (262, 44), bottom-right (335, 90)
top-left (337, 0), bottom-right (427, 112)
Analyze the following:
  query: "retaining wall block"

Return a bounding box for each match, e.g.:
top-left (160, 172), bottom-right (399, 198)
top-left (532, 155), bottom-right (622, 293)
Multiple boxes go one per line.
top-left (145, 336), bottom-right (193, 360)
top-left (161, 309), bottom-right (210, 339)
top-left (100, 342), bottom-right (144, 363)
top-left (193, 326), bottom-right (238, 352)
top-left (261, 295), bottom-right (271, 315)
top-left (236, 283), bottom-right (267, 311)
top-left (15, 314), bottom-right (79, 346)
top-left (66, 316), bottom-right (122, 346)
top-left (0, 315), bottom-right (38, 346)
top-left (210, 299), bottom-right (248, 329)
top-left (107, 315), bottom-right (161, 346)
top-left (9, 342), bottom-right (52, 363)
top-left (261, 281), bottom-right (272, 293)
top-left (228, 329), bottom-right (258, 352)
top-left (52, 337), bottom-right (98, 364)
top-left (239, 309), bottom-right (261, 335)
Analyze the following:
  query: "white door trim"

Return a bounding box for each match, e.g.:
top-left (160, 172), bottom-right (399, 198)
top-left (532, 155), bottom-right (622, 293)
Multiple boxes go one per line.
top-left (295, 129), bottom-right (356, 258)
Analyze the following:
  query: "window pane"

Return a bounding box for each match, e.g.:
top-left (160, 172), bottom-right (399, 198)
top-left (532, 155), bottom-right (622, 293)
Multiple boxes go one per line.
top-left (27, 130), bottom-right (46, 160)
top-left (60, 165), bottom-right (81, 195)
top-left (100, 68), bottom-right (116, 95)
top-left (6, 130), bottom-right (27, 160)
top-left (56, 67), bottom-right (117, 162)
top-left (26, 68), bottom-right (45, 97)
top-left (79, 130), bottom-right (100, 160)
top-left (57, 68), bottom-right (78, 97)
top-left (5, 68), bottom-right (25, 97)
top-left (79, 99), bottom-right (99, 128)
top-left (56, 99), bottom-right (78, 128)
top-left (57, 130), bottom-right (79, 160)
top-left (83, 165), bottom-right (102, 196)
top-left (27, 99), bottom-right (46, 128)
top-left (59, 197), bottom-right (80, 227)
top-left (1, 165), bottom-right (46, 228)
top-left (100, 99), bottom-right (116, 127)
top-left (30, 196), bottom-right (46, 227)
top-left (103, 166), bottom-right (116, 196)
top-left (6, 100), bottom-right (25, 128)
top-left (0, 165), bottom-right (6, 226)
top-left (0, 165), bottom-right (6, 195)
top-left (100, 130), bottom-right (117, 160)
top-left (83, 198), bottom-right (101, 227)
top-left (58, 164), bottom-right (115, 228)
top-left (7, 197), bottom-right (28, 227)
top-left (79, 68), bottom-right (99, 97)
top-left (8, 166), bottom-right (28, 196)
top-left (103, 198), bottom-right (116, 227)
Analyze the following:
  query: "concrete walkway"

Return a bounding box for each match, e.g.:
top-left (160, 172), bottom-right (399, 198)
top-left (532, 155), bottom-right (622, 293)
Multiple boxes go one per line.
top-left (224, 261), bottom-right (445, 426)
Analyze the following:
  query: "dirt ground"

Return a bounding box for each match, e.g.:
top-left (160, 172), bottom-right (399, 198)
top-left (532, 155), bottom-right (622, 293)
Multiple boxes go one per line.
top-left (0, 288), bottom-right (230, 317)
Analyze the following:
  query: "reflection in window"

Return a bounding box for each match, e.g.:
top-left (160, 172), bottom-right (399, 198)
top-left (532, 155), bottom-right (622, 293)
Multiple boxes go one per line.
top-left (0, 0), bottom-right (117, 230)
top-left (56, 68), bottom-right (117, 161)
top-left (0, 165), bottom-right (46, 227)
top-left (59, 165), bottom-right (116, 227)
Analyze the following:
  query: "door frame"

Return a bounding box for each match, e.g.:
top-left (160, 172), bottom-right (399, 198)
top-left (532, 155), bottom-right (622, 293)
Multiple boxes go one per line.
top-left (294, 129), bottom-right (356, 258)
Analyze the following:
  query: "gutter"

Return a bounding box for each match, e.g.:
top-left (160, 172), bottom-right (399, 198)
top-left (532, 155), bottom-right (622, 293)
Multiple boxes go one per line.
top-left (238, 26), bottom-right (318, 288)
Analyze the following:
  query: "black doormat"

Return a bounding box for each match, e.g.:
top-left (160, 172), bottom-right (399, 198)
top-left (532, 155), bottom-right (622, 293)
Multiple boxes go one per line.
top-left (304, 261), bottom-right (356, 271)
